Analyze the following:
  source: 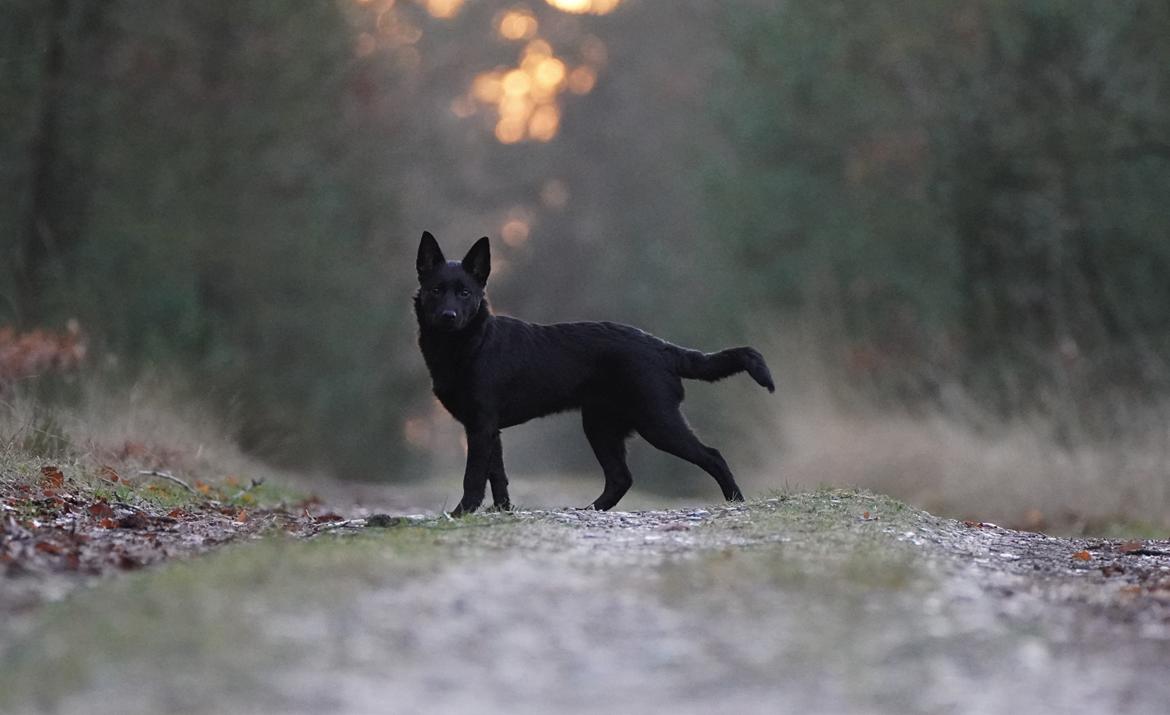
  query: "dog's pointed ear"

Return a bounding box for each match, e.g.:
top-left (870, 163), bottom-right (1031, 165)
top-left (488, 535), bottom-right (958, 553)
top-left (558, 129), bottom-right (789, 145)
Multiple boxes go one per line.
top-left (462, 236), bottom-right (491, 286)
top-left (417, 231), bottom-right (446, 277)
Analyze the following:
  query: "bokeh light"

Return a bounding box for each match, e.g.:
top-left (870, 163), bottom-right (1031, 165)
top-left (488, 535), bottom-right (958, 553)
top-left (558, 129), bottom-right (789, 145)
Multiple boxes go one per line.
top-left (355, 32), bottom-right (378, 57)
top-left (464, 35), bottom-right (604, 143)
top-left (422, 0), bottom-right (464, 19)
top-left (498, 7), bottom-right (539, 41)
top-left (502, 217), bottom-right (531, 246)
top-left (567, 66), bottom-right (595, 94)
top-left (540, 179), bottom-right (569, 209)
top-left (544, 0), bottom-right (622, 15)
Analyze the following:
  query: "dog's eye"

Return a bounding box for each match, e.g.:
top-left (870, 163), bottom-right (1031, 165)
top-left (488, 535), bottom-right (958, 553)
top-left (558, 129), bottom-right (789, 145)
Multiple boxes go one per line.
top-left (458, 289), bottom-right (471, 298)
top-left (430, 287), bottom-right (442, 295)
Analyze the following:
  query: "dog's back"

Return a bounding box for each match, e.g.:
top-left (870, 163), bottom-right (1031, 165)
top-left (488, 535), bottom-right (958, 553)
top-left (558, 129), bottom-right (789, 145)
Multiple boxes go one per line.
top-left (428, 315), bottom-right (772, 430)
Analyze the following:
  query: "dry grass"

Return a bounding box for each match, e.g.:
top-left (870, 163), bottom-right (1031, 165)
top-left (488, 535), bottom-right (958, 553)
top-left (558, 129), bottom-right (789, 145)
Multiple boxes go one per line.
top-left (735, 328), bottom-right (1170, 535)
top-left (0, 379), bottom-right (303, 493)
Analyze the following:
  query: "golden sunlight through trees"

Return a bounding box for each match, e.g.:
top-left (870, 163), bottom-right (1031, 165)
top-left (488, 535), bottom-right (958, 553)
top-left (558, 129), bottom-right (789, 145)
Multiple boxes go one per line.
top-left (465, 35), bottom-right (605, 143)
top-left (351, 0), bottom-right (616, 146)
top-left (544, 0), bottom-right (622, 14)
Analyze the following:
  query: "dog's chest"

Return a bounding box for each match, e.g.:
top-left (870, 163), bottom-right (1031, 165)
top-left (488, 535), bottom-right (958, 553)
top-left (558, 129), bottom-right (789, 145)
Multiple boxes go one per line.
top-left (426, 359), bottom-right (482, 424)
top-left (419, 330), bottom-right (491, 425)
top-left (432, 381), bottom-right (470, 421)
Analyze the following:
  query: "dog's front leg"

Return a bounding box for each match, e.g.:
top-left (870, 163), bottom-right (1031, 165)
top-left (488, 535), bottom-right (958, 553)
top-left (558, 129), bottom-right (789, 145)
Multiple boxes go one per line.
top-left (450, 424), bottom-right (497, 517)
top-left (487, 433), bottom-right (511, 511)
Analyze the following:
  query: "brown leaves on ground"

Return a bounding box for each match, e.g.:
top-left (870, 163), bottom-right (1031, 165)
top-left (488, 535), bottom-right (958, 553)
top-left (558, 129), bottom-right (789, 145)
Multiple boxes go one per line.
top-left (962, 520), bottom-right (998, 529)
top-left (1, 465), bottom-right (332, 593)
top-left (40, 466), bottom-right (65, 488)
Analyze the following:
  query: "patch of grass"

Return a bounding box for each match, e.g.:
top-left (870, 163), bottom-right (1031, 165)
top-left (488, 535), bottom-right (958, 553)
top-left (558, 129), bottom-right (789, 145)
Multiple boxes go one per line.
top-left (17, 410), bottom-right (73, 458)
top-left (657, 545), bottom-right (925, 605)
top-left (723, 489), bottom-right (923, 541)
top-left (0, 447), bottom-right (306, 513)
top-left (1057, 517), bottom-right (1170, 540)
top-left (656, 491), bottom-right (929, 605)
top-left (0, 528), bottom-right (464, 711)
top-left (1, 383), bottom-right (312, 511)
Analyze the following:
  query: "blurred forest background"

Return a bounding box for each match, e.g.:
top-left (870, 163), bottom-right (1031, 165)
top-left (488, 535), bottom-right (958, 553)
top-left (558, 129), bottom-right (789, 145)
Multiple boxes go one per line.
top-left (2, 0), bottom-right (1169, 527)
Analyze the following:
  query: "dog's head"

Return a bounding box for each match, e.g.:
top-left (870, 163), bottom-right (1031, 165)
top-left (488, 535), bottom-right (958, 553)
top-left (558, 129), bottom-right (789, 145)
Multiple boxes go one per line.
top-left (415, 231), bottom-right (490, 332)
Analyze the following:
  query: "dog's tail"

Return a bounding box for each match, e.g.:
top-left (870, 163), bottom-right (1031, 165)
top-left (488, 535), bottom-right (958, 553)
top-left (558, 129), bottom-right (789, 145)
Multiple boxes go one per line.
top-left (674, 346), bottom-right (775, 393)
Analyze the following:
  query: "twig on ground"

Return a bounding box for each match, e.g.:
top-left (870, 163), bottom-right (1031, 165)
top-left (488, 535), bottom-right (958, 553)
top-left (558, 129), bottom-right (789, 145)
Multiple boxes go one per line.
top-left (308, 518), bottom-right (367, 534)
top-left (230, 478), bottom-right (265, 502)
top-left (137, 469), bottom-right (196, 494)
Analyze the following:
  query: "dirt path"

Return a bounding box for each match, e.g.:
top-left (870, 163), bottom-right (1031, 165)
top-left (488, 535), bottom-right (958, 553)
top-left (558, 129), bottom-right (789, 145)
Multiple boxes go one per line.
top-left (2, 490), bottom-right (1169, 714)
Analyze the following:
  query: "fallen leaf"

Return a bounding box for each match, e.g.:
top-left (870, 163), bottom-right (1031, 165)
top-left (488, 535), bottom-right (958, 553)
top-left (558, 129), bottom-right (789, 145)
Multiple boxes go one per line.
top-left (1119, 540), bottom-right (1144, 554)
top-left (234, 508), bottom-right (248, 523)
top-left (98, 517), bottom-right (117, 529)
top-left (1072, 550), bottom-right (1092, 561)
top-left (87, 501), bottom-right (115, 519)
top-left (35, 541), bottom-right (63, 555)
top-left (313, 512), bottom-right (344, 523)
top-left (40, 466), bottom-right (65, 488)
top-left (116, 513), bottom-right (151, 530)
top-left (167, 508), bottom-right (185, 519)
top-left (99, 465), bottom-right (120, 483)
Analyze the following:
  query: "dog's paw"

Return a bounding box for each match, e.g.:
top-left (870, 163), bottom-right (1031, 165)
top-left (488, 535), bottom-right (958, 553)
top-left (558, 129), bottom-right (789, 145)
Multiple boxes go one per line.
top-left (448, 503), bottom-right (477, 518)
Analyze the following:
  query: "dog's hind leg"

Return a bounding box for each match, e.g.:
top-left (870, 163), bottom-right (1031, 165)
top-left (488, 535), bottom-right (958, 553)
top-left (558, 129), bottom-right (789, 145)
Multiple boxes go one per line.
top-left (486, 434), bottom-right (511, 511)
top-left (637, 409), bottom-right (745, 502)
top-left (582, 408), bottom-right (634, 511)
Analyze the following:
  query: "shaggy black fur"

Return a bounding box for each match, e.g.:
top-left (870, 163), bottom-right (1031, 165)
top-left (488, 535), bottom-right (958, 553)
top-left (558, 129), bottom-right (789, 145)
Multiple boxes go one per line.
top-left (414, 232), bottom-right (774, 515)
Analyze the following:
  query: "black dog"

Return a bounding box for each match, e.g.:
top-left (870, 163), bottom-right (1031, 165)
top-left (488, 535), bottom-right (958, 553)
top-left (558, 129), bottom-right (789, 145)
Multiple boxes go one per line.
top-left (414, 232), bottom-right (774, 515)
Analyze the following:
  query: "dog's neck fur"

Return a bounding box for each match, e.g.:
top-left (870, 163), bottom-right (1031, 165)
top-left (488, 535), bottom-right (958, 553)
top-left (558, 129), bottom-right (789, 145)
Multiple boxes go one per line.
top-left (415, 295), bottom-right (492, 384)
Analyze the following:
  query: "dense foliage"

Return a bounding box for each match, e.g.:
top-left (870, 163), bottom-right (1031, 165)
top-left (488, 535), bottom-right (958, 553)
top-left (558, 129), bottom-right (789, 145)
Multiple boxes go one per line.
top-left (714, 1), bottom-right (1170, 427)
top-left (2, 1), bottom-right (410, 473)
